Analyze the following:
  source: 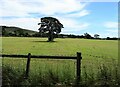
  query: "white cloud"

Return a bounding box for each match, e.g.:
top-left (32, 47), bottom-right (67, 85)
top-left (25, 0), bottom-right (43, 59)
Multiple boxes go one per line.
top-left (0, 18), bottom-right (40, 31)
top-left (106, 29), bottom-right (118, 33)
top-left (0, 0), bottom-right (87, 17)
top-left (62, 23), bottom-right (90, 32)
top-left (0, 0), bottom-right (29, 17)
top-left (67, 10), bottom-right (90, 18)
top-left (103, 22), bottom-right (118, 37)
top-left (104, 22), bottom-right (118, 29)
top-left (95, 0), bottom-right (119, 2)
top-left (82, 0), bottom-right (119, 2)
top-left (0, 0), bottom-right (90, 33)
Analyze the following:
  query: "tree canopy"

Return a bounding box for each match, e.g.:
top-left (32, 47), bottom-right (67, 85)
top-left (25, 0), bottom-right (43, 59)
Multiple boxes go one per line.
top-left (38, 17), bottom-right (64, 42)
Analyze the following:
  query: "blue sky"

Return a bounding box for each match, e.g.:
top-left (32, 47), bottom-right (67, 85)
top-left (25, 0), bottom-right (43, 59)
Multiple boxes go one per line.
top-left (0, 0), bottom-right (118, 38)
top-left (78, 2), bottom-right (118, 37)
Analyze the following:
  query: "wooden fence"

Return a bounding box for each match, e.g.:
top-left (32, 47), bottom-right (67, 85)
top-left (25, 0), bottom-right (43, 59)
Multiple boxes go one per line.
top-left (1, 52), bottom-right (82, 84)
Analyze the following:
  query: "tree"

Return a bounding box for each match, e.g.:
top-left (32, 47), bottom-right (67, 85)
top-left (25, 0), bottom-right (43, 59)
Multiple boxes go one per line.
top-left (38, 17), bottom-right (64, 42)
top-left (2, 26), bottom-right (8, 36)
top-left (94, 34), bottom-right (100, 39)
top-left (18, 30), bottom-right (24, 37)
top-left (106, 37), bottom-right (110, 40)
top-left (84, 33), bottom-right (93, 39)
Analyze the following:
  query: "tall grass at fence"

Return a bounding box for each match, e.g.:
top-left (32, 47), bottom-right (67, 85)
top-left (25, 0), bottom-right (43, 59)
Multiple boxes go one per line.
top-left (2, 57), bottom-right (119, 86)
top-left (2, 58), bottom-right (76, 86)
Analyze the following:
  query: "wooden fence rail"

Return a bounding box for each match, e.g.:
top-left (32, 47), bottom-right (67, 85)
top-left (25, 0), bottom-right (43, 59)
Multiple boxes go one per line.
top-left (1, 52), bottom-right (82, 84)
top-left (1, 54), bottom-right (76, 59)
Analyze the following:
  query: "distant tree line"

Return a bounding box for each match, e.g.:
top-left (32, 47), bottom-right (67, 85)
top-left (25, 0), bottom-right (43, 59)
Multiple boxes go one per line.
top-left (1, 26), bottom-right (118, 40)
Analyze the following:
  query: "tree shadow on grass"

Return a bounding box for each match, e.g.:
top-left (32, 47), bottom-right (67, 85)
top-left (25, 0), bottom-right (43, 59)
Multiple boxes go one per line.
top-left (32, 41), bottom-right (57, 43)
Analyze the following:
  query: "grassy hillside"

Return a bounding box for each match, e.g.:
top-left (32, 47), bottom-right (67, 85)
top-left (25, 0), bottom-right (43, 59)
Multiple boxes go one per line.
top-left (0, 26), bottom-right (37, 36)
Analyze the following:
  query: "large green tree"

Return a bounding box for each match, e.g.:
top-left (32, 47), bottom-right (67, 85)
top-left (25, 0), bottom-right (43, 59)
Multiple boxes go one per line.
top-left (38, 17), bottom-right (64, 42)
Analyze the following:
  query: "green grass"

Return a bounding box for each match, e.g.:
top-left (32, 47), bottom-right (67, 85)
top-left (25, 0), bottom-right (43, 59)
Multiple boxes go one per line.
top-left (2, 57), bottom-right (119, 86)
top-left (2, 37), bottom-right (119, 86)
top-left (3, 58), bottom-right (76, 85)
top-left (2, 37), bottom-right (118, 58)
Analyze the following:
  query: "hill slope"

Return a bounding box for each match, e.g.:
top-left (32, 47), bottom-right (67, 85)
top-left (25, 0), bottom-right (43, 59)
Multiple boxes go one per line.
top-left (0, 26), bottom-right (38, 36)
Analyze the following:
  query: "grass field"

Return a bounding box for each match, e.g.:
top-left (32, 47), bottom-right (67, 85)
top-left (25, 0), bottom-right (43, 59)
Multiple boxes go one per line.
top-left (2, 37), bottom-right (118, 57)
top-left (2, 37), bottom-right (119, 86)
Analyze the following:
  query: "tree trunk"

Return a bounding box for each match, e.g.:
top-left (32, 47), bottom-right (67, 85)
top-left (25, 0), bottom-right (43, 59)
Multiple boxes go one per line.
top-left (48, 31), bottom-right (54, 42)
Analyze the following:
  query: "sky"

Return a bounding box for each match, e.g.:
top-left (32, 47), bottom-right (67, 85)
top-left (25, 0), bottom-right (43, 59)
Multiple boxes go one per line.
top-left (0, 0), bottom-right (119, 38)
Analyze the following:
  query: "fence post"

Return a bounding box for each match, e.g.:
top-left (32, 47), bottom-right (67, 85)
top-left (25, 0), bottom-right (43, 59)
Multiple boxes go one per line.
top-left (76, 52), bottom-right (82, 85)
top-left (25, 53), bottom-right (31, 79)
